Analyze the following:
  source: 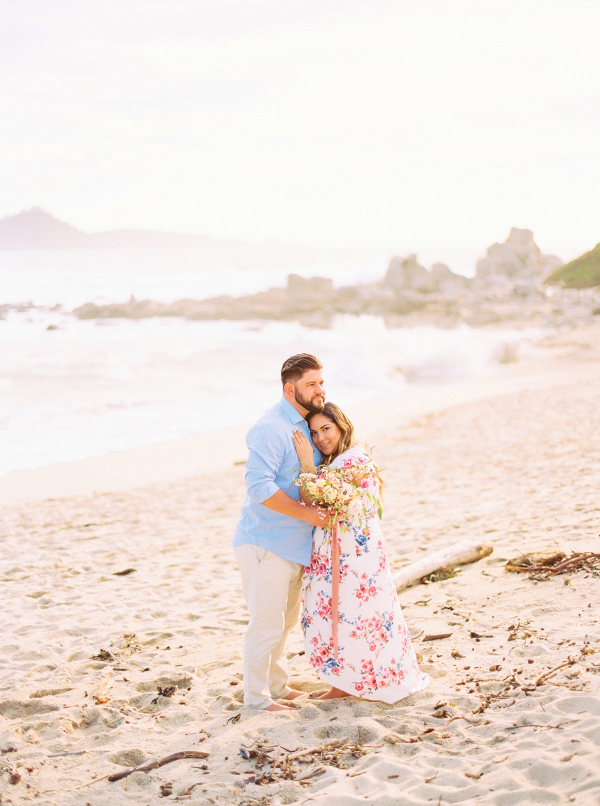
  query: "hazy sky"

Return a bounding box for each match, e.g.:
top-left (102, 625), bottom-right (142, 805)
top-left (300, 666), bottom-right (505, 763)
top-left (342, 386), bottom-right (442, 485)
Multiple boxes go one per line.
top-left (1, 0), bottom-right (599, 254)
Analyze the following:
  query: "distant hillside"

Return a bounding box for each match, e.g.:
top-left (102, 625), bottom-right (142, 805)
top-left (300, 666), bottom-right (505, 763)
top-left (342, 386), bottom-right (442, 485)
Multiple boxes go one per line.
top-left (545, 242), bottom-right (600, 288)
top-left (0, 208), bottom-right (213, 250)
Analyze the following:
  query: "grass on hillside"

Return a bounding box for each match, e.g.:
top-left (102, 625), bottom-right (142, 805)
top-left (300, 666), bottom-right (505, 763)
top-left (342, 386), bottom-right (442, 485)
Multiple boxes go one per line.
top-left (546, 242), bottom-right (600, 288)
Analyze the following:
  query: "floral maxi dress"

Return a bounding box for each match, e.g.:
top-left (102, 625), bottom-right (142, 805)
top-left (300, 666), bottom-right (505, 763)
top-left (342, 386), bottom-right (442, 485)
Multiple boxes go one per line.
top-left (302, 445), bottom-right (430, 703)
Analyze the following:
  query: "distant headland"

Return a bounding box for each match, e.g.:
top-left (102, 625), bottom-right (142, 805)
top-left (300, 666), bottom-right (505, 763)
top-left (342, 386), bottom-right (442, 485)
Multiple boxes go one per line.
top-left (0, 207), bottom-right (221, 250)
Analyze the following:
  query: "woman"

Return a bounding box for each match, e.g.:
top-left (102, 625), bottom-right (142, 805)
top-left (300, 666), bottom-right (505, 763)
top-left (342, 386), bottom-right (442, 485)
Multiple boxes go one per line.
top-left (292, 403), bottom-right (429, 702)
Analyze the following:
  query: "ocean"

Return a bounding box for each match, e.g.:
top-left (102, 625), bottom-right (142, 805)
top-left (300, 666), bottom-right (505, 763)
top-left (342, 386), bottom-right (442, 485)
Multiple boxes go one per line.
top-left (1, 247), bottom-right (542, 475)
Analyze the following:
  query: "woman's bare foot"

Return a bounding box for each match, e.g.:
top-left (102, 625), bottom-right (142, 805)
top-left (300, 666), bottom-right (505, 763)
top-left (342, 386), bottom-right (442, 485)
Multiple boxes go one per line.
top-left (262, 702), bottom-right (293, 712)
top-left (282, 689), bottom-right (306, 701)
top-left (315, 686), bottom-right (351, 700)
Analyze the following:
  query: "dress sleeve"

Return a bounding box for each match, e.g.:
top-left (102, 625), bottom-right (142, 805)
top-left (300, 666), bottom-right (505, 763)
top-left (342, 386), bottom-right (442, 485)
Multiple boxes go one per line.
top-left (244, 422), bottom-right (286, 504)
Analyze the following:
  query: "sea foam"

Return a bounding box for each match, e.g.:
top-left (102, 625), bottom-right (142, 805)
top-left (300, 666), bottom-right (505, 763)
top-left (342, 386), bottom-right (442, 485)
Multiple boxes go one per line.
top-left (0, 310), bottom-right (542, 474)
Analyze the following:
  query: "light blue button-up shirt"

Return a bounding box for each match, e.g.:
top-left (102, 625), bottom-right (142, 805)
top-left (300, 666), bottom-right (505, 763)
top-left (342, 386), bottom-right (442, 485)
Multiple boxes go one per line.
top-left (232, 397), bottom-right (322, 565)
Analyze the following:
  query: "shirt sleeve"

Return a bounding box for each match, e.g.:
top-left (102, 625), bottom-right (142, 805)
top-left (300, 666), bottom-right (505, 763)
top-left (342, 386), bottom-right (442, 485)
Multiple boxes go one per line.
top-left (244, 421), bottom-right (287, 504)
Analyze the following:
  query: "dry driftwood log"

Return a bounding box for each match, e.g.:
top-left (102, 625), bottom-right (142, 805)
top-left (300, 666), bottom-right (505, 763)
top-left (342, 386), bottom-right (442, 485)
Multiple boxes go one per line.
top-left (394, 539), bottom-right (493, 590)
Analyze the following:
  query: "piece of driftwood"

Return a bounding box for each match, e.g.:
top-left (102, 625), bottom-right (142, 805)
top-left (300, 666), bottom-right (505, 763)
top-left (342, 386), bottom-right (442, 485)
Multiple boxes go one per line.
top-left (394, 540), bottom-right (493, 590)
top-left (107, 751), bottom-right (210, 783)
top-left (534, 657), bottom-right (579, 687)
top-left (505, 551), bottom-right (600, 580)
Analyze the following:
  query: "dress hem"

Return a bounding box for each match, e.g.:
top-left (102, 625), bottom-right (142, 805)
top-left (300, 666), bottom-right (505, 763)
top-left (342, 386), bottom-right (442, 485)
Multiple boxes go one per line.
top-left (312, 673), bottom-right (430, 705)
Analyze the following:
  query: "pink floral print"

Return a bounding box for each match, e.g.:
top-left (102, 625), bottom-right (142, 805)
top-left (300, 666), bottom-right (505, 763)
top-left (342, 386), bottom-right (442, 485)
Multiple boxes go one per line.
top-left (302, 445), bottom-right (430, 703)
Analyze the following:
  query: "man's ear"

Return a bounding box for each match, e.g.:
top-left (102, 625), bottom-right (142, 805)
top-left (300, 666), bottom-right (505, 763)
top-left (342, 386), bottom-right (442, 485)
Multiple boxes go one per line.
top-left (283, 382), bottom-right (294, 397)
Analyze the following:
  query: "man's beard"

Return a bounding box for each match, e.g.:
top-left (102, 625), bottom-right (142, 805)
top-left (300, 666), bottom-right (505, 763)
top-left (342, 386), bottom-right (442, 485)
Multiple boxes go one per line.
top-left (294, 387), bottom-right (325, 414)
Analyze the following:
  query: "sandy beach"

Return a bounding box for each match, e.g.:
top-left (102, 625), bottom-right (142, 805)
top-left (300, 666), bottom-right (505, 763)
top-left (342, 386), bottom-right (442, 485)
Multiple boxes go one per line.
top-left (2, 325), bottom-right (600, 805)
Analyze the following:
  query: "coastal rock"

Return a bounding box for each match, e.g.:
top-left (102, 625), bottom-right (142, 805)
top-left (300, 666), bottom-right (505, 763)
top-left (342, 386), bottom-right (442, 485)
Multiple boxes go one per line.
top-left (476, 228), bottom-right (562, 282)
top-left (545, 241), bottom-right (600, 288)
top-left (430, 263), bottom-right (470, 293)
top-left (287, 274), bottom-right (333, 298)
top-left (74, 296), bottom-right (167, 320)
top-left (67, 241), bottom-right (600, 330)
top-left (72, 273), bottom-right (436, 327)
top-left (384, 254), bottom-right (433, 292)
top-left (384, 255), bottom-right (469, 294)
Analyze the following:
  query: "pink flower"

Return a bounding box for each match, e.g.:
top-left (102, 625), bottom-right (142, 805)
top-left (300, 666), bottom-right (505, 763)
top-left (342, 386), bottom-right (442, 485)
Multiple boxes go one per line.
top-left (355, 682), bottom-right (364, 692)
top-left (360, 479), bottom-right (369, 489)
top-left (368, 586), bottom-right (377, 597)
top-left (331, 667), bottom-right (339, 676)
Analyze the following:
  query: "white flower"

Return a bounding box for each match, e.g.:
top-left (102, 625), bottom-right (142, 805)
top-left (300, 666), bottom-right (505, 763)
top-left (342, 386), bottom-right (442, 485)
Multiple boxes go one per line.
top-left (348, 499), bottom-right (364, 517)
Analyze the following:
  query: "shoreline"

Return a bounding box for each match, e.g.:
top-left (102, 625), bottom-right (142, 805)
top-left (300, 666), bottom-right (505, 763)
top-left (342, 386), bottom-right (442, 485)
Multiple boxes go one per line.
top-left (2, 323), bottom-right (600, 506)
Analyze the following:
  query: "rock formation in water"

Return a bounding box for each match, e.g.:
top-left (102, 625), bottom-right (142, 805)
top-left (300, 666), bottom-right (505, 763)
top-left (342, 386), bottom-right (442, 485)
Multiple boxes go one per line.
top-left (476, 227), bottom-right (563, 283)
top-left (384, 254), bottom-right (470, 294)
top-left (65, 227), bottom-right (600, 329)
top-left (545, 242), bottom-right (600, 288)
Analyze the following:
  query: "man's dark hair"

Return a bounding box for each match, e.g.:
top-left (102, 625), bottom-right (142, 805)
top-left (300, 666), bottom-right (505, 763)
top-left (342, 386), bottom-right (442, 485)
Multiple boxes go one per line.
top-left (281, 353), bottom-right (322, 387)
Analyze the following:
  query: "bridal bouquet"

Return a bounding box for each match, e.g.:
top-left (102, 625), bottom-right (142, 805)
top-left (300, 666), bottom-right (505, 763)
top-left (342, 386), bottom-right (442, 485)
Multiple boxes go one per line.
top-left (295, 461), bottom-right (380, 530)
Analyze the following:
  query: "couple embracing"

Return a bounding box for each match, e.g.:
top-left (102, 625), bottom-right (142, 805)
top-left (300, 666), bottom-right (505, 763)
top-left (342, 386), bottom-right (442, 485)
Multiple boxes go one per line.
top-left (232, 353), bottom-right (429, 711)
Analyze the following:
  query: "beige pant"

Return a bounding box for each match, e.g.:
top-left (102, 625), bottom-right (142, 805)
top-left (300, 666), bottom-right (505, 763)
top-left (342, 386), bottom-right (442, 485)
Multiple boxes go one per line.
top-left (234, 544), bottom-right (304, 709)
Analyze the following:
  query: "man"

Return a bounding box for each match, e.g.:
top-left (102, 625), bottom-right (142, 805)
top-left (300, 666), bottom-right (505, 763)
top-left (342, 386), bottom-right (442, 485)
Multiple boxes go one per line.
top-left (232, 353), bottom-right (329, 711)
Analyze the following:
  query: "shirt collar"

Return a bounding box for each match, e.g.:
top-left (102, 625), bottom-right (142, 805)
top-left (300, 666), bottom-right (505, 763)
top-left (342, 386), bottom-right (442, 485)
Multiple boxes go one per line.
top-left (279, 396), bottom-right (307, 425)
